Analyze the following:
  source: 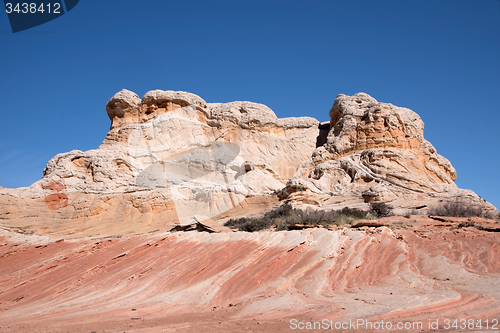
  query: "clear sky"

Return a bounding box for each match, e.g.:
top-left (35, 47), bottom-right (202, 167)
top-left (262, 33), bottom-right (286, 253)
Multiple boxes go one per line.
top-left (1, 0), bottom-right (499, 209)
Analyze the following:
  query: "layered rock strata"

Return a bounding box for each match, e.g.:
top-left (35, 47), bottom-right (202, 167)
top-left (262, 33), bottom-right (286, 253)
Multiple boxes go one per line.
top-left (282, 93), bottom-right (495, 214)
top-left (0, 89), bottom-right (319, 237)
top-left (0, 90), bottom-right (496, 238)
top-left (1, 227), bottom-right (499, 331)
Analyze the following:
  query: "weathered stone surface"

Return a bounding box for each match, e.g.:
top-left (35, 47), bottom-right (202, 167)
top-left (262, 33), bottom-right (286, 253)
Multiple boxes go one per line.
top-left (0, 89), bottom-right (499, 332)
top-left (0, 90), bottom-right (497, 239)
top-left (106, 89), bottom-right (208, 130)
top-left (283, 93), bottom-right (496, 215)
top-left (106, 89), bottom-right (142, 129)
top-left (0, 89), bottom-right (320, 234)
top-left (1, 226), bottom-right (499, 331)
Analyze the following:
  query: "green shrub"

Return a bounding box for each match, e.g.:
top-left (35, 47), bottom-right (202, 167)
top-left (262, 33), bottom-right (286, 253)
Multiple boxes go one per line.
top-left (223, 204), bottom-right (374, 232)
top-left (458, 221), bottom-right (475, 228)
top-left (335, 214), bottom-right (356, 225)
top-left (364, 212), bottom-right (377, 220)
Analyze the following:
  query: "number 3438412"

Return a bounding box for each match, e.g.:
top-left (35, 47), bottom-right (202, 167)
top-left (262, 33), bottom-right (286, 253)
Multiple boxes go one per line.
top-left (5, 3), bottom-right (61, 14)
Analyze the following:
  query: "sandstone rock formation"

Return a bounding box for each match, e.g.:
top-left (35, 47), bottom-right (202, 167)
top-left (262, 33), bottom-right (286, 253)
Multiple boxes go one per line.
top-left (1, 89), bottom-right (499, 332)
top-left (0, 90), bottom-right (496, 238)
top-left (281, 93), bottom-right (495, 215)
top-left (0, 89), bottom-right (319, 237)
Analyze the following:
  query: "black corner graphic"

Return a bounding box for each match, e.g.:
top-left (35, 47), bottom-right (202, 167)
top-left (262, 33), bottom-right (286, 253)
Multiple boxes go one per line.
top-left (4, 0), bottom-right (79, 33)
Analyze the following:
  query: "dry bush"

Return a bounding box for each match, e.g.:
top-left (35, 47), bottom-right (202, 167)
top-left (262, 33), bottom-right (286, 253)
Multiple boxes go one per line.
top-left (369, 202), bottom-right (393, 218)
top-left (224, 204), bottom-right (374, 231)
top-left (224, 217), bottom-right (274, 232)
top-left (428, 200), bottom-right (492, 218)
top-left (404, 209), bottom-right (420, 218)
top-left (483, 210), bottom-right (500, 220)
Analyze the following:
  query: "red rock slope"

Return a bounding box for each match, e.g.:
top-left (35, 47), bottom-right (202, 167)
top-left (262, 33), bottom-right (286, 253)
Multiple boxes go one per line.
top-left (1, 227), bottom-right (499, 332)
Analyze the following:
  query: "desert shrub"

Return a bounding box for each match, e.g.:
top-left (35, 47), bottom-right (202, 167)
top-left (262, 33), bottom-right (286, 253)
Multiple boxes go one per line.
top-left (224, 217), bottom-right (274, 232)
top-left (428, 200), bottom-right (490, 218)
top-left (340, 207), bottom-right (368, 219)
top-left (392, 221), bottom-right (408, 229)
top-left (404, 209), bottom-right (420, 218)
top-left (364, 212), bottom-right (377, 220)
top-left (273, 217), bottom-right (287, 230)
top-left (224, 204), bottom-right (374, 231)
top-left (262, 203), bottom-right (293, 220)
top-left (457, 221), bottom-right (475, 228)
top-left (335, 214), bottom-right (357, 225)
top-left (482, 210), bottom-right (500, 220)
top-left (369, 202), bottom-right (393, 218)
top-left (224, 203), bottom-right (298, 232)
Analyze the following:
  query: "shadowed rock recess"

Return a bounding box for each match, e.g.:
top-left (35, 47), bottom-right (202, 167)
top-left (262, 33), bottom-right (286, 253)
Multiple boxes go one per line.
top-left (0, 90), bottom-right (499, 332)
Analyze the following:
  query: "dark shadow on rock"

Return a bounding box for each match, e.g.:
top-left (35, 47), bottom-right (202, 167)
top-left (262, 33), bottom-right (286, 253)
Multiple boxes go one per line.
top-left (316, 122), bottom-right (330, 148)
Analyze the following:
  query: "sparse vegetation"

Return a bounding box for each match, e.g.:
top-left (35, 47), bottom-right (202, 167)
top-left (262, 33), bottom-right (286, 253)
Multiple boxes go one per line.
top-left (404, 209), bottom-right (420, 219)
top-left (369, 202), bottom-right (393, 218)
top-left (223, 217), bottom-right (273, 232)
top-left (224, 203), bottom-right (375, 232)
top-left (428, 200), bottom-right (494, 218)
top-left (390, 221), bottom-right (412, 229)
top-left (457, 221), bottom-right (475, 228)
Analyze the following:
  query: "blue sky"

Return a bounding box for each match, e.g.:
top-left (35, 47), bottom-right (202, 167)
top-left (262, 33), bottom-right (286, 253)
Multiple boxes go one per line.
top-left (0, 0), bottom-right (499, 209)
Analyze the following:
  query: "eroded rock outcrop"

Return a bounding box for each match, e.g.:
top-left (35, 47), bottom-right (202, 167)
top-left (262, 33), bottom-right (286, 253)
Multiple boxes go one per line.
top-left (0, 90), bottom-right (496, 238)
top-left (281, 93), bottom-right (495, 214)
top-left (0, 89), bottom-right (320, 237)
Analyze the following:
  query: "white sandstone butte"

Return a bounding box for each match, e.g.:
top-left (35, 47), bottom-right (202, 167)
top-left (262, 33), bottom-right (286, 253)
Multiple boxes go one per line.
top-left (0, 90), bottom-right (496, 238)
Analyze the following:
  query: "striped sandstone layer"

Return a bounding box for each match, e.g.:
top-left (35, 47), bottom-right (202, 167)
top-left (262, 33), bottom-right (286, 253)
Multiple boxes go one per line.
top-left (0, 224), bottom-right (499, 332)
